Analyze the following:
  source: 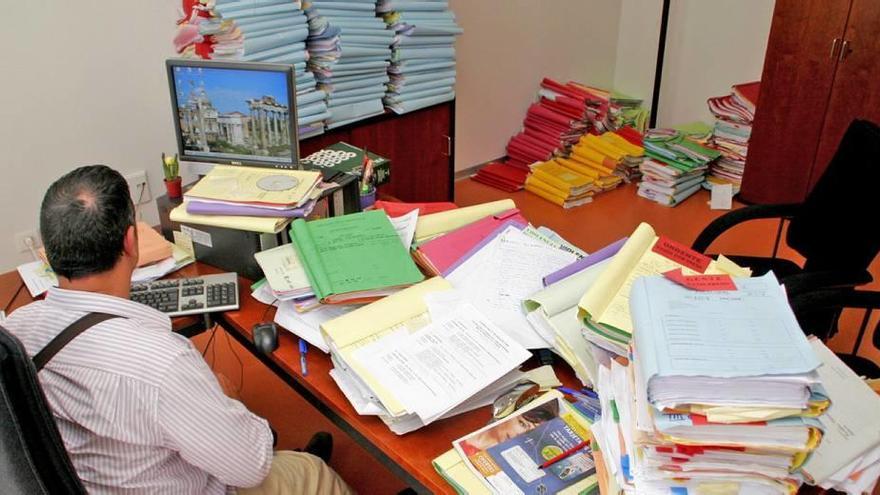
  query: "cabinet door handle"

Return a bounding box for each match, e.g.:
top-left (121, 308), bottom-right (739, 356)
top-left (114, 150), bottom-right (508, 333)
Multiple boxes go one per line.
top-left (442, 135), bottom-right (452, 157)
top-left (830, 38), bottom-right (840, 59)
top-left (838, 40), bottom-right (851, 61)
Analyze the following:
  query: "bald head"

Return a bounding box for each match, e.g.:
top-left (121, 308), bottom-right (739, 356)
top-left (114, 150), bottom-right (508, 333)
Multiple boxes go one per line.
top-left (40, 165), bottom-right (135, 279)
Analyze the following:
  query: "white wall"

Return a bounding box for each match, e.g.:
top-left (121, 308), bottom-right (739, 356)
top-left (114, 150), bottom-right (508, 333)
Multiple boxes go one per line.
top-left (657, 0), bottom-right (775, 127)
top-left (0, 1), bottom-right (184, 271)
top-left (449, 0), bottom-right (623, 172)
top-left (613, 0), bottom-right (663, 115)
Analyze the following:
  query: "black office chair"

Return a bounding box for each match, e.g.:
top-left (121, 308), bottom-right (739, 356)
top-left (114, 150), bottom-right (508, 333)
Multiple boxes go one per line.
top-left (788, 289), bottom-right (880, 379)
top-left (692, 119), bottom-right (880, 296)
top-left (0, 325), bottom-right (86, 494)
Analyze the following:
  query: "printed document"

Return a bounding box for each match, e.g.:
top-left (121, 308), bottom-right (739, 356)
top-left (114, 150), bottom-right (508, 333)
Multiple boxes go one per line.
top-left (354, 303), bottom-right (530, 422)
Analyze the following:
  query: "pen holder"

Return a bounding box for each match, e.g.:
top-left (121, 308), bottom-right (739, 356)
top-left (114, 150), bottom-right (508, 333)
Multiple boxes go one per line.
top-left (359, 186), bottom-right (377, 210)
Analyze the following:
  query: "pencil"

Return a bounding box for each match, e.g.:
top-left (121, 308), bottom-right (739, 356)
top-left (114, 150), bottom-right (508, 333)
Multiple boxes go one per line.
top-left (539, 440), bottom-right (590, 469)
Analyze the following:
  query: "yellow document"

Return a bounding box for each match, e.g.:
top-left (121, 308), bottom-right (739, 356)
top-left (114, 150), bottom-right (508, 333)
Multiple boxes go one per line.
top-left (184, 165), bottom-right (321, 206)
top-left (170, 204), bottom-right (290, 234)
top-left (601, 132), bottom-right (644, 157)
top-left (321, 277), bottom-right (453, 417)
top-left (253, 244), bottom-right (311, 293)
top-left (432, 449), bottom-right (492, 495)
top-left (578, 223), bottom-right (746, 338)
top-left (414, 199), bottom-right (515, 243)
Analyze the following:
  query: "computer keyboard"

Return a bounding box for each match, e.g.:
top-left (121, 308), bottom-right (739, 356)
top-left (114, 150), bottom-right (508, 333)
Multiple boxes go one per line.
top-left (130, 272), bottom-right (239, 317)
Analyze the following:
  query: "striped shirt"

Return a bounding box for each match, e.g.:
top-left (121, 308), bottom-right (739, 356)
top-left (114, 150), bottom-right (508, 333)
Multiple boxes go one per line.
top-left (5, 287), bottom-right (273, 494)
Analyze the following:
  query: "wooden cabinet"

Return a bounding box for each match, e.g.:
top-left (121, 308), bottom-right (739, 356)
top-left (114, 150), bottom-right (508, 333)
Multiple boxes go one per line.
top-left (741, 0), bottom-right (880, 204)
top-left (299, 101), bottom-right (455, 202)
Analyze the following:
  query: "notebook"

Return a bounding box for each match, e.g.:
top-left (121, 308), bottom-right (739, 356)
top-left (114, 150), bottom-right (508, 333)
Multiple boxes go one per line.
top-left (290, 210), bottom-right (424, 304)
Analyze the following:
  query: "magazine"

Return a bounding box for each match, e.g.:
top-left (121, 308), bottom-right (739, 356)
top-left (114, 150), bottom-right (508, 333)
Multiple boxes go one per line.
top-left (454, 393), bottom-right (598, 495)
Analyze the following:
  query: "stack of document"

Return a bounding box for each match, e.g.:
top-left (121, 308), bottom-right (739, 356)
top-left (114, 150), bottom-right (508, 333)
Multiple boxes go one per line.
top-left (638, 128), bottom-right (721, 206)
top-left (705, 81), bottom-right (760, 191)
top-left (505, 78), bottom-right (593, 173)
top-left (469, 162), bottom-right (529, 192)
top-left (171, 166), bottom-right (322, 234)
top-left (524, 159), bottom-right (596, 209)
top-left (523, 238), bottom-right (626, 386)
top-left (378, 0), bottom-right (462, 114)
top-left (590, 273), bottom-right (830, 495)
top-left (291, 210), bottom-right (424, 304)
top-left (577, 222), bottom-right (749, 356)
top-left (556, 135), bottom-right (628, 193)
top-left (321, 279), bottom-right (532, 434)
top-left (611, 92), bottom-right (649, 133)
top-left (411, 208), bottom-right (527, 276)
top-left (801, 339), bottom-right (880, 495)
top-left (444, 224), bottom-right (580, 350)
top-left (173, 1), bottom-right (325, 138)
top-left (304, 0), bottom-right (393, 128)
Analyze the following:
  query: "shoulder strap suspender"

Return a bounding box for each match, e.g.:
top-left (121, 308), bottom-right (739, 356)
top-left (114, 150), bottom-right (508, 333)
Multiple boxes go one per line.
top-left (33, 313), bottom-right (122, 371)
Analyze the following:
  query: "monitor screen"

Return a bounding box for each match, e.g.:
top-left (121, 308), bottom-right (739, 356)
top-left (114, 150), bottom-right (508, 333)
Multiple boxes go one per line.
top-left (167, 60), bottom-right (299, 169)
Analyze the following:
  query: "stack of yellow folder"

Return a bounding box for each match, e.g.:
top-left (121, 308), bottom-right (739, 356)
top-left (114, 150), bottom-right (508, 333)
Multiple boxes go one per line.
top-left (524, 159), bottom-right (596, 209)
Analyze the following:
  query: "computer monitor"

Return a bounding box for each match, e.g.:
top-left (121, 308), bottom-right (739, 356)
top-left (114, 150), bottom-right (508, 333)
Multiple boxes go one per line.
top-left (166, 59), bottom-right (300, 170)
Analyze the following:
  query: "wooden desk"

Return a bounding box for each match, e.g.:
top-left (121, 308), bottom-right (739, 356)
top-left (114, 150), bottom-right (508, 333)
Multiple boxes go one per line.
top-left (189, 260), bottom-right (581, 494)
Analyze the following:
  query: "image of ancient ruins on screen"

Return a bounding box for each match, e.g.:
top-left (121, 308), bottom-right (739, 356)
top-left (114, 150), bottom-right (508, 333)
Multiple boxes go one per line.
top-left (173, 66), bottom-right (292, 163)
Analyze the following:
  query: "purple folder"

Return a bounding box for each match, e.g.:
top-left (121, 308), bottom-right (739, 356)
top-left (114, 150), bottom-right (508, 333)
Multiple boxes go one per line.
top-left (186, 199), bottom-right (317, 218)
top-left (542, 237), bottom-right (628, 286)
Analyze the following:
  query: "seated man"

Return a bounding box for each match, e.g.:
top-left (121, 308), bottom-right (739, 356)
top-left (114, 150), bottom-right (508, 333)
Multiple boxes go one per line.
top-left (5, 165), bottom-right (352, 495)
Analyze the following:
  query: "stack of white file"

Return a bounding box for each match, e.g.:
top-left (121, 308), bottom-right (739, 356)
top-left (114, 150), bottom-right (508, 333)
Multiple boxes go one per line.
top-left (801, 339), bottom-right (880, 495)
top-left (591, 273), bottom-right (831, 495)
top-left (321, 278), bottom-right (531, 434)
top-left (377, 0), bottom-right (462, 114)
top-left (174, 0), bottom-right (327, 138)
top-left (304, 0), bottom-right (393, 128)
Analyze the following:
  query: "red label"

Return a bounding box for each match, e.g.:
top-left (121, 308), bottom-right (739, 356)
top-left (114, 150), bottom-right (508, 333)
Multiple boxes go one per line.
top-left (664, 269), bottom-right (737, 292)
top-left (652, 236), bottom-right (712, 273)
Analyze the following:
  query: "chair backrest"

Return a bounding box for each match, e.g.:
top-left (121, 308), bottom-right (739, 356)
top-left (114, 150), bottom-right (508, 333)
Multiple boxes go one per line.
top-left (0, 325), bottom-right (86, 494)
top-left (787, 119), bottom-right (880, 272)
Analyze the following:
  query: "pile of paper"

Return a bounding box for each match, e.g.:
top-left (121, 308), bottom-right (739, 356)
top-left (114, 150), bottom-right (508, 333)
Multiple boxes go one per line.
top-left (524, 159), bottom-right (597, 209)
top-left (592, 273), bottom-right (830, 495)
top-left (638, 128), bottom-right (721, 206)
top-left (305, 0), bottom-right (393, 128)
top-left (378, 0), bottom-right (462, 114)
top-left (523, 239), bottom-right (626, 386)
top-left (504, 79), bottom-right (593, 173)
top-left (322, 280), bottom-right (532, 434)
top-left (705, 81), bottom-right (759, 191)
top-left (173, 0), bottom-right (326, 138)
top-left (801, 339), bottom-right (880, 495)
top-left (555, 133), bottom-right (635, 193)
top-left (574, 85), bottom-right (649, 135)
top-left (577, 222), bottom-right (750, 356)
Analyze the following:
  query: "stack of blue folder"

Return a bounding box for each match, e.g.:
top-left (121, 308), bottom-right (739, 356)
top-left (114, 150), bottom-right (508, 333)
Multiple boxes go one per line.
top-left (305, 0), bottom-right (394, 129)
top-left (182, 0), bottom-right (328, 138)
top-left (377, 0), bottom-right (462, 114)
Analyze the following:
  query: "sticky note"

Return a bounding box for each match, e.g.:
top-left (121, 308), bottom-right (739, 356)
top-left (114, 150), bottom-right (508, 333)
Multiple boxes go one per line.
top-left (710, 183), bottom-right (733, 210)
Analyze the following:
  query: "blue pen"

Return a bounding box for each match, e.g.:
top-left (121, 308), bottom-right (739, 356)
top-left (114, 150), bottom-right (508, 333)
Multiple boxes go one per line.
top-left (298, 339), bottom-right (308, 376)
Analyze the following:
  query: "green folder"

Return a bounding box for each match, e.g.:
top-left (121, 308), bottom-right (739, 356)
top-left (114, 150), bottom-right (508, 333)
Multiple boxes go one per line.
top-left (290, 210), bottom-right (424, 304)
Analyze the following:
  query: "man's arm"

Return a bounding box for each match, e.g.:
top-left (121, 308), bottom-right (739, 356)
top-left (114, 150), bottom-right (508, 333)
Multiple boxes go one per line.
top-left (157, 345), bottom-right (274, 488)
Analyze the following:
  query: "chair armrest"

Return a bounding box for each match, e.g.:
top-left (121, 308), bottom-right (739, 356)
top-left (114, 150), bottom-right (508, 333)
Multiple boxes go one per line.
top-left (691, 203), bottom-right (802, 253)
top-left (782, 269), bottom-right (874, 296)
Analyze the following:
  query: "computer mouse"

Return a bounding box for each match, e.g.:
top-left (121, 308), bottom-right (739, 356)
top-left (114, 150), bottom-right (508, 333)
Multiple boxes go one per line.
top-left (253, 322), bottom-right (279, 354)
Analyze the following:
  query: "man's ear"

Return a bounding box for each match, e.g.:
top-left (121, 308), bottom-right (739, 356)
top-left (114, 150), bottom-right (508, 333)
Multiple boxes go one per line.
top-left (123, 224), bottom-right (139, 265)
